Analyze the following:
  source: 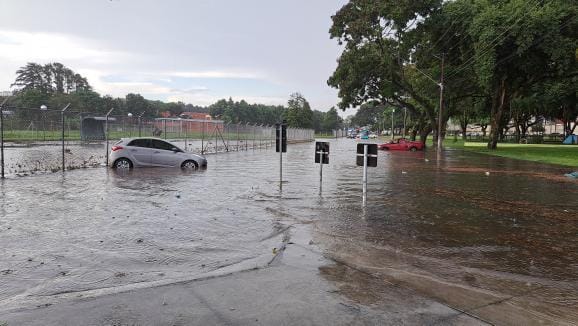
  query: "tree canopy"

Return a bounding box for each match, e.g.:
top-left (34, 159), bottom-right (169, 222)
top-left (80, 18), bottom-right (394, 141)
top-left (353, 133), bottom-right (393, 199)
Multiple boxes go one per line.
top-left (328, 0), bottom-right (577, 148)
top-left (11, 62), bottom-right (91, 94)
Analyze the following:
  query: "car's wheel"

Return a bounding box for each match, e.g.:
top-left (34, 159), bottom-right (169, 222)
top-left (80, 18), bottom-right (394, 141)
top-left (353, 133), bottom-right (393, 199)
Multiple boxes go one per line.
top-left (114, 158), bottom-right (132, 169)
top-left (409, 147), bottom-right (417, 152)
top-left (181, 160), bottom-right (198, 170)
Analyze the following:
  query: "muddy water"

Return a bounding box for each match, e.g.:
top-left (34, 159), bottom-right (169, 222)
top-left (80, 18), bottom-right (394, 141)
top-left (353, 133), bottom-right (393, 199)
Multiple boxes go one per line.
top-left (1, 139), bottom-right (577, 324)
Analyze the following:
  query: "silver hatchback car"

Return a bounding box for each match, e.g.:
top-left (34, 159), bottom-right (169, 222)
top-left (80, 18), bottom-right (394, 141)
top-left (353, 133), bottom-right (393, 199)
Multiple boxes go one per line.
top-left (109, 138), bottom-right (207, 170)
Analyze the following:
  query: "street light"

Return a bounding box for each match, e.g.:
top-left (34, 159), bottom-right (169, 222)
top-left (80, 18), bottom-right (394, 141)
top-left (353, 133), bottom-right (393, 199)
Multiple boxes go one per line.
top-left (391, 109), bottom-right (395, 141)
top-left (40, 104), bottom-right (47, 141)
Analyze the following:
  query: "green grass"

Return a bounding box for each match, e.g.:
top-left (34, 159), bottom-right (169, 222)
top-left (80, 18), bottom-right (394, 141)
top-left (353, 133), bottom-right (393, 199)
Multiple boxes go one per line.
top-left (463, 142), bottom-right (578, 167)
top-left (424, 138), bottom-right (578, 167)
top-left (315, 134), bottom-right (337, 138)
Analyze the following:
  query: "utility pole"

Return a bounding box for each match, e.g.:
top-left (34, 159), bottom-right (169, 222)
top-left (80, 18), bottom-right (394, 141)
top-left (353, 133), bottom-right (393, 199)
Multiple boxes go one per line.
top-left (437, 54), bottom-right (445, 151)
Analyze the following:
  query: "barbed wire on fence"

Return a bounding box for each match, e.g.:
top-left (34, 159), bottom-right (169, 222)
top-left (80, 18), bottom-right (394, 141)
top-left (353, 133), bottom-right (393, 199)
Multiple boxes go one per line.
top-left (0, 106), bottom-right (326, 177)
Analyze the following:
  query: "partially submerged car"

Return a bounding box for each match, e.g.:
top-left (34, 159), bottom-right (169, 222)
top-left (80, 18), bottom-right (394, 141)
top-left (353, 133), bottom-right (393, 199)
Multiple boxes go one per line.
top-left (109, 137), bottom-right (207, 170)
top-left (378, 138), bottom-right (425, 151)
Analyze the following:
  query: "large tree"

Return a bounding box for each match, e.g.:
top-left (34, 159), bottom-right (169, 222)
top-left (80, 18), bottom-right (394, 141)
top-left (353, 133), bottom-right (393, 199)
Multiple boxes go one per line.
top-left (328, 0), bottom-right (577, 148)
top-left (11, 62), bottom-right (91, 94)
top-left (285, 92), bottom-right (313, 128)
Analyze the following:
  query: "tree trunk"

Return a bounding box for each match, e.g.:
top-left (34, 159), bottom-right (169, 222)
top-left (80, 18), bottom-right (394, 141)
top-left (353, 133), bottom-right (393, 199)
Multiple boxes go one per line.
top-left (487, 81), bottom-right (508, 150)
top-left (460, 121), bottom-right (468, 141)
top-left (514, 123), bottom-right (521, 143)
top-left (419, 125), bottom-right (432, 145)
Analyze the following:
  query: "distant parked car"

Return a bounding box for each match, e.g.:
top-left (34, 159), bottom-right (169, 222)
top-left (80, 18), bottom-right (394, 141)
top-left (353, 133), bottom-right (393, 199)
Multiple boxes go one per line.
top-left (356, 130), bottom-right (369, 140)
top-left (347, 132), bottom-right (357, 139)
top-left (109, 138), bottom-right (207, 170)
top-left (378, 138), bottom-right (424, 151)
top-left (368, 132), bottom-right (377, 139)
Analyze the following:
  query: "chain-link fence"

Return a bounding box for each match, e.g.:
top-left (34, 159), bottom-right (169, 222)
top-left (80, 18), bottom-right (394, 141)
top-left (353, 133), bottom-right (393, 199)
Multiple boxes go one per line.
top-left (0, 107), bottom-right (317, 177)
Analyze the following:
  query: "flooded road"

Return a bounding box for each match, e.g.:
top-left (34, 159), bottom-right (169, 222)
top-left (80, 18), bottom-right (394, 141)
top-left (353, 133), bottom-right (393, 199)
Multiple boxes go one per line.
top-left (1, 139), bottom-right (577, 324)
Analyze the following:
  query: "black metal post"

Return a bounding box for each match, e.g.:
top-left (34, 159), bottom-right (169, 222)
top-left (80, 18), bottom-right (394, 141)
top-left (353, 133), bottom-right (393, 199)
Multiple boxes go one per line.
top-left (105, 108), bottom-right (114, 166)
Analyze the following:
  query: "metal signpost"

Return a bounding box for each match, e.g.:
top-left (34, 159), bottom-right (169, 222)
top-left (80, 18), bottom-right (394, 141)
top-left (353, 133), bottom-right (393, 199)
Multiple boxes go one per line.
top-left (356, 143), bottom-right (378, 204)
top-left (105, 108), bottom-right (114, 167)
top-left (315, 141), bottom-right (329, 189)
top-left (276, 122), bottom-right (287, 187)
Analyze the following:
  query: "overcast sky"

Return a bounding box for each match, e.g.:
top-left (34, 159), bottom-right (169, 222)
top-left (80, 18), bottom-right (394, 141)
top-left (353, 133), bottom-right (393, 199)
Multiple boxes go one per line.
top-left (0, 0), bottom-right (353, 115)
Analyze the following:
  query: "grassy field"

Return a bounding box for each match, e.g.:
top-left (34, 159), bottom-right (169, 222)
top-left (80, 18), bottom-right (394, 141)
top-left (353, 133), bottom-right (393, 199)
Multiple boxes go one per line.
top-left (462, 142), bottom-right (578, 167)
top-left (423, 138), bottom-right (578, 167)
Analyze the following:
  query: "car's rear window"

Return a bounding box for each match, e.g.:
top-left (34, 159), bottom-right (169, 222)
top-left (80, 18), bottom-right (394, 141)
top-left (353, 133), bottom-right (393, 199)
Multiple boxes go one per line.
top-left (128, 139), bottom-right (152, 148)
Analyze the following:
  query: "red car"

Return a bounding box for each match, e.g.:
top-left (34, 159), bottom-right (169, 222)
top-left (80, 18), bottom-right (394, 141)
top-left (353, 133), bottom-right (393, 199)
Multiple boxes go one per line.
top-left (378, 138), bottom-right (425, 151)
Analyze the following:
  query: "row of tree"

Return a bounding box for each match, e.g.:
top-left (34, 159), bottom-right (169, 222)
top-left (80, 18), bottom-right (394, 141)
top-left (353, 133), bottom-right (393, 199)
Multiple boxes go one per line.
top-left (208, 93), bottom-right (342, 131)
top-left (3, 63), bottom-right (342, 132)
top-left (328, 0), bottom-right (577, 148)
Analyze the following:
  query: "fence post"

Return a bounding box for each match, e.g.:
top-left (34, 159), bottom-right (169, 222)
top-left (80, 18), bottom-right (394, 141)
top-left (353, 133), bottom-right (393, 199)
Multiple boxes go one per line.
top-left (201, 120), bottom-right (205, 154)
top-left (225, 122), bottom-right (230, 152)
top-left (0, 97), bottom-right (8, 179)
top-left (105, 108), bottom-right (114, 167)
top-left (184, 120), bottom-right (188, 151)
top-left (138, 111), bottom-right (145, 137)
top-left (61, 103), bottom-right (70, 172)
top-left (245, 123), bottom-right (249, 150)
top-left (252, 123), bottom-right (256, 150)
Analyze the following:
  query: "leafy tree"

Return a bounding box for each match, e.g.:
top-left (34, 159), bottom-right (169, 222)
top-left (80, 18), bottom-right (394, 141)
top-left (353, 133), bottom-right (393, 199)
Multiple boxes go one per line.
top-left (12, 62), bottom-right (91, 94)
top-left (329, 0), bottom-right (577, 148)
top-left (322, 107), bottom-right (342, 131)
top-left (125, 93), bottom-right (152, 117)
top-left (284, 92), bottom-right (313, 128)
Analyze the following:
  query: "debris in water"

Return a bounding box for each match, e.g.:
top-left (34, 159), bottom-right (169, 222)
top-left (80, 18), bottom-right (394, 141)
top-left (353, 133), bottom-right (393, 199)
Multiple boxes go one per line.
top-left (272, 248), bottom-right (278, 254)
top-left (402, 171), bottom-right (407, 174)
top-left (485, 171), bottom-right (490, 176)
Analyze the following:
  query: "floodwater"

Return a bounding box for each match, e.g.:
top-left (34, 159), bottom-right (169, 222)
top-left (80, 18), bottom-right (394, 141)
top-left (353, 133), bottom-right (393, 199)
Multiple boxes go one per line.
top-left (1, 139), bottom-right (577, 324)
